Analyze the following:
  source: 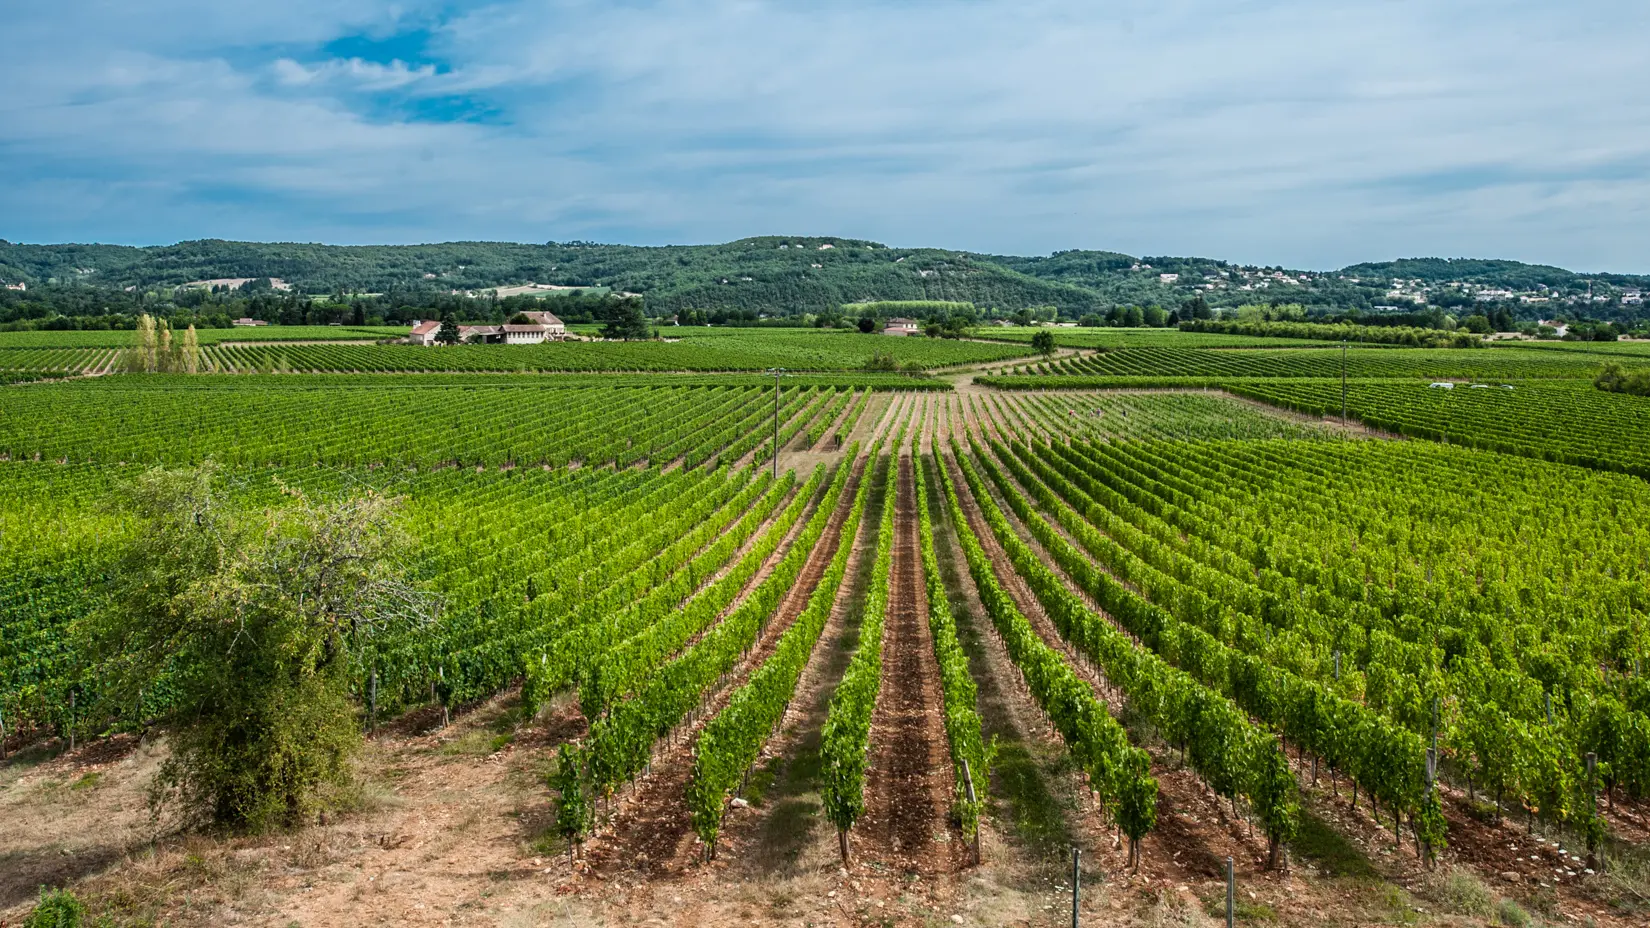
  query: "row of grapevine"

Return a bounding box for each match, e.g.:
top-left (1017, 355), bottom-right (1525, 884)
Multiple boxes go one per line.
top-left (929, 446), bottom-right (1158, 864)
top-left (1039, 436), bottom-right (1650, 816)
top-left (576, 467), bottom-right (825, 718)
top-left (687, 439), bottom-right (877, 855)
top-left (980, 437), bottom-right (1438, 849)
top-left (564, 452), bottom-right (860, 814)
top-left (834, 388), bottom-right (875, 446)
top-left (947, 441), bottom-right (1304, 866)
top-left (805, 387), bottom-right (858, 448)
top-left (1226, 379), bottom-right (1650, 478)
top-left (912, 454), bottom-right (990, 845)
top-left (0, 382), bottom-right (796, 468)
top-left (819, 444), bottom-right (897, 860)
top-left (984, 346), bottom-right (1598, 381)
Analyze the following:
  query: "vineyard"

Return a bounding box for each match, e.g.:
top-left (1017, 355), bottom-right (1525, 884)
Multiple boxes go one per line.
top-left (984, 345), bottom-right (1602, 380)
top-left (4, 337), bottom-right (1650, 928)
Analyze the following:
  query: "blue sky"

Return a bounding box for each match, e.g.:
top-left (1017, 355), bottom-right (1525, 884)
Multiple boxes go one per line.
top-left (4, 1), bottom-right (1649, 271)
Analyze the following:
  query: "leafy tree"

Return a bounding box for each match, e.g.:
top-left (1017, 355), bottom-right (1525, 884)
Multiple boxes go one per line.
top-left (600, 297), bottom-right (652, 340)
top-left (856, 315), bottom-right (876, 333)
top-left (1461, 313), bottom-right (1493, 334)
top-left (1143, 305), bottom-right (1168, 327)
top-left (1123, 305), bottom-right (1145, 327)
top-left (81, 464), bottom-right (431, 831)
top-left (1078, 313), bottom-right (1103, 328)
top-left (1030, 330), bottom-right (1056, 355)
top-left (436, 313), bottom-right (461, 345)
top-left (508, 312), bottom-right (534, 325)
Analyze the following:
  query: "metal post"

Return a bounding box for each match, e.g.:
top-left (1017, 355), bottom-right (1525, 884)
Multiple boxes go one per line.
top-left (1071, 846), bottom-right (1081, 928)
top-left (1430, 698), bottom-right (1439, 751)
top-left (368, 669), bottom-right (378, 735)
top-left (1424, 747), bottom-right (1438, 865)
top-left (68, 689), bottom-right (75, 753)
top-left (1586, 751), bottom-right (1600, 869)
top-left (773, 368), bottom-right (780, 479)
top-left (962, 758), bottom-right (981, 864)
top-left (1226, 855), bottom-right (1235, 928)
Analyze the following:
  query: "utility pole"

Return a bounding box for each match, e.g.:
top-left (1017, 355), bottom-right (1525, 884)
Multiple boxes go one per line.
top-left (769, 367), bottom-right (785, 480)
top-left (1341, 339), bottom-right (1348, 426)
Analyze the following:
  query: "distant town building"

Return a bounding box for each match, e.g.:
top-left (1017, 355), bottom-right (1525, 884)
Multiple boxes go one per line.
top-left (232, 317), bottom-right (268, 326)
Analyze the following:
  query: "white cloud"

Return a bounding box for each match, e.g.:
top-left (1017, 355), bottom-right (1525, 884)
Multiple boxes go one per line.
top-left (3, 1), bottom-right (1650, 271)
top-left (274, 57), bottom-right (437, 89)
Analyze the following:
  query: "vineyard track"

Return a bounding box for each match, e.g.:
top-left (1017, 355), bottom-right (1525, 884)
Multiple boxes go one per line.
top-left (583, 454), bottom-right (875, 877)
top-left (858, 453), bottom-right (962, 874)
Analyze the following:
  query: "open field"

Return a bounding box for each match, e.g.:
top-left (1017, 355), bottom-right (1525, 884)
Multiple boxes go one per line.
top-left (5, 335), bottom-right (1650, 928)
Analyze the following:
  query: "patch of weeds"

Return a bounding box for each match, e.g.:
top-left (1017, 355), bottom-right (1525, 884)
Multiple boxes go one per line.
top-left (441, 729), bottom-right (506, 757)
top-left (1143, 889), bottom-right (1212, 927)
top-left (1465, 799), bottom-right (1502, 824)
top-left (1496, 896), bottom-right (1532, 927)
top-left (1374, 885), bottom-right (1419, 925)
top-left (69, 771), bottom-right (102, 791)
top-left (1418, 868), bottom-right (1495, 918)
top-left (739, 763), bottom-right (778, 806)
top-left (1201, 893), bottom-right (1275, 922)
top-left (1290, 809), bottom-right (1379, 879)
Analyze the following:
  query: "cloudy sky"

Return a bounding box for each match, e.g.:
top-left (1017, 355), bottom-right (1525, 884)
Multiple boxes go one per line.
top-left (4, 1), bottom-right (1648, 270)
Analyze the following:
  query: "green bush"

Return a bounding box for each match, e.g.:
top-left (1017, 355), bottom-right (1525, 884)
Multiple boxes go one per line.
top-left (25, 888), bottom-right (85, 928)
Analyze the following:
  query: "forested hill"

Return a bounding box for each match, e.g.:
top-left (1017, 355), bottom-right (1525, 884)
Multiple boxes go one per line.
top-left (0, 236), bottom-right (1107, 315)
top-left (2, 236), bottom-right (1647, 318)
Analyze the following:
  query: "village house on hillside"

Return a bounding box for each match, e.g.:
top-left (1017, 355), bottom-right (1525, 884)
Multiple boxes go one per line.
top-left (882, 317), bottom-right (920, 336)
top-left (407, 310), bottom-right (568, 346)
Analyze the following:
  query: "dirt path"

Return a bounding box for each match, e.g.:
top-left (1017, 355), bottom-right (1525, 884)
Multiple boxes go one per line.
top-left (857, 454), bottom-right (961, 875)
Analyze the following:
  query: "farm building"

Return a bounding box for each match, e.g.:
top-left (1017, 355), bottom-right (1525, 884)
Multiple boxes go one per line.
top-left (406, 317), bottom-right (567, 346)
top-left (232, 317), bottom-right (268, 327)
top-left (882, 318), bottom-right (920, 336)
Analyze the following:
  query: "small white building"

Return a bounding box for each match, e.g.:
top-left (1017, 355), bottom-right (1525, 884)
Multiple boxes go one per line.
top-left (232, 317), bottom-right (268, 327)
top-left (882, 317), bottom-right (920, 336)
top-left (408, 320), bottom-right (442, 345)
top-left (502, 324), bottom-right (550, 344)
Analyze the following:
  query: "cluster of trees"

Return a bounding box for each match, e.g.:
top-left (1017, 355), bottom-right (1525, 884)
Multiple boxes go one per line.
top-left (123, 314), bottom-right (205, 372)
top-left (1594, 362), bottom-right (1650, 396)
top-left (0, 279), bottom-right (642, 332)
